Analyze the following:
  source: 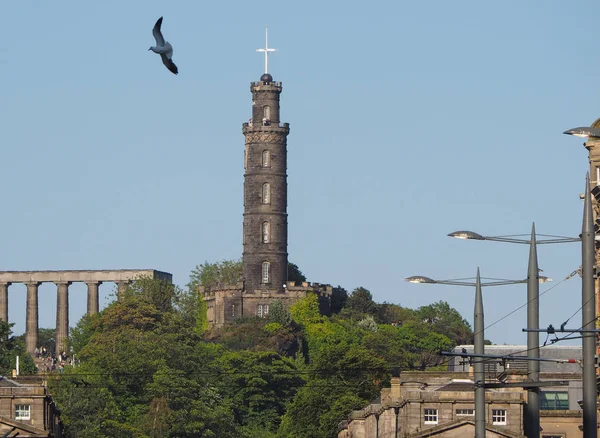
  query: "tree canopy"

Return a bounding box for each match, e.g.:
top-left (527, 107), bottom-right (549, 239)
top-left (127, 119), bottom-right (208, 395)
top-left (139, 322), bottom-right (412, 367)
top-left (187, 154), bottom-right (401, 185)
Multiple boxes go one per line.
top-left (51, 266), bottom-right (473, 437)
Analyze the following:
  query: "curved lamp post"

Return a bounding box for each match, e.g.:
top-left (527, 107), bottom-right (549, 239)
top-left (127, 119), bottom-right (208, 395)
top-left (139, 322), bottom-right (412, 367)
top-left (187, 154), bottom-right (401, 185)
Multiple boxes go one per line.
top-left (562, 129), bottom-right (599, 438)
top-left (448, 226), bottom-right (578, 438)
top-left (563, 126), bottom-right (600, 139)
top-left (405, 270), bottom-right (550, 438)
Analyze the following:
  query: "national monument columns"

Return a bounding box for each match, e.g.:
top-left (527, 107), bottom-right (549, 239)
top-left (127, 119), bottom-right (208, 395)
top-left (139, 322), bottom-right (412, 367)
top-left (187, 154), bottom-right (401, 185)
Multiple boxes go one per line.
top-left (0, 270), bottom-right (172, 354)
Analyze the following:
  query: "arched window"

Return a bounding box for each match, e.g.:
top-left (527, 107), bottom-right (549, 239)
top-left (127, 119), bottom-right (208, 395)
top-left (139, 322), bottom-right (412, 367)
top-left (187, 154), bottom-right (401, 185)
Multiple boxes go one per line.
top-left (262, 261), bottom-right (270, 284)
top-left (262, 183), bottom-right (270, 204)
top-left (262, 150), bottom-right (270, 167)
top-left (262, 221), bottom-right (270, 243)
top-left (263, 105), bottom-right (271, 120)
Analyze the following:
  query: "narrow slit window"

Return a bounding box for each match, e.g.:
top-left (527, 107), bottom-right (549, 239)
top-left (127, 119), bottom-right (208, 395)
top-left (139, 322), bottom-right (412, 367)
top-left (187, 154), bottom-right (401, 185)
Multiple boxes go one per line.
top-left (264, 105), bottom-right (271, 120)
top-left (262, 221), bottom-right (270, 243)
top-left (262, 261), bottom-right (270, 283)
top-left (262, 150), bottom-right (270, 167)
top-left (262, 183), bottom-right (271, 204)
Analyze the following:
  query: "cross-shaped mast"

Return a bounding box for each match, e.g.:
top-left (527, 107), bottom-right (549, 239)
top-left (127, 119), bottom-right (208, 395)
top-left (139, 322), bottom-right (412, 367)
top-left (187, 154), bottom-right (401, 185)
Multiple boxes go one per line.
top-left (256, 26), bottom-right (276, 74)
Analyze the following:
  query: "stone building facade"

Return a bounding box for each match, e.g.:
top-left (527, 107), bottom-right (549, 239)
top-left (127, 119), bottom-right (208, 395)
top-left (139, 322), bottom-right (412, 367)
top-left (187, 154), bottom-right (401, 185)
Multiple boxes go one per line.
top-left (339, 345), bottom-right (584, 438)
top-left (202, 69), bottom-right (332, 325)
top-left (0, 376), bottom-right (62, 437)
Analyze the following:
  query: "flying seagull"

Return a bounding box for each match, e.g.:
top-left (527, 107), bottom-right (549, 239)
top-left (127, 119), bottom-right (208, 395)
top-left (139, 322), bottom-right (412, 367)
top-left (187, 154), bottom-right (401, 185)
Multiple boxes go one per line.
top-left (148, 17), bottom-right (178, 75)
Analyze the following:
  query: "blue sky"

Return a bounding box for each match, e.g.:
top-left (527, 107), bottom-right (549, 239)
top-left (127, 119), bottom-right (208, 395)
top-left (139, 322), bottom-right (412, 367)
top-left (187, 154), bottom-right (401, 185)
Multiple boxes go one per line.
top-left (1, 1), bottom-right (598, 345)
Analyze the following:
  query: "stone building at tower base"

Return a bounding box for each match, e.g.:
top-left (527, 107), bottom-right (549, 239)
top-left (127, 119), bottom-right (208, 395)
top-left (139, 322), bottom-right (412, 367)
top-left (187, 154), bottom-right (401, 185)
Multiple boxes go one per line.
top-left (202, 281), bottom-right (332, 328)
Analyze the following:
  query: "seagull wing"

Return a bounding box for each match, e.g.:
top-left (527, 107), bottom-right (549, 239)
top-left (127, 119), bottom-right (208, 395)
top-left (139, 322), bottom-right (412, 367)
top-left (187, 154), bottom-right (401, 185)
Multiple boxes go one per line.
top-left (161, 54), bottom-right (178, 75)
top-left (152, 17), bottom-right (165, 46)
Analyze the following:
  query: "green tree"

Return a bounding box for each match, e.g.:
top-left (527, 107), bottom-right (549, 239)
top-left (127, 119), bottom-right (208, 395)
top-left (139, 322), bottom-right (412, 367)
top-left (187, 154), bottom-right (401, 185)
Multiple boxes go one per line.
top-left (289, 294), bottom-right (322, 327)
top-left (330, 286), bottom-right (348, 314)
top-left (267, 300), bottom-right (292, 327)
top-left (187, 259), bottom-right (244, 291)
top-left (69, 314), bottom-right (98, 356)
top-left (416, 301), bottom-right (473, 345)
top-left (287, 262), bottom-right (306, 283)
top-left (217, 351), bottom-right (303, 434)
top-left (0, 322), bottom-right (35, 375)
top-left (342, 287), bottom-right (377, 318)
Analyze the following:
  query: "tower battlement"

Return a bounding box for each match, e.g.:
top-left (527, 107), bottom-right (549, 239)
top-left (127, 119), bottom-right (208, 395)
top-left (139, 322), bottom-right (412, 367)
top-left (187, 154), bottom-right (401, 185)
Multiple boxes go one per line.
top-left (251, 81), bottom-right (283, 89)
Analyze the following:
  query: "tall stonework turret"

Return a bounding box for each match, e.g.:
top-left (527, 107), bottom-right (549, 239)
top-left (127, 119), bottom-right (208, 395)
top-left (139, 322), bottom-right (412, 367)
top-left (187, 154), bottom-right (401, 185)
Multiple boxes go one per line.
top-left (242, 72), bottom-right (290, 292)
top-left (200, 29), bottom-right (332, 328)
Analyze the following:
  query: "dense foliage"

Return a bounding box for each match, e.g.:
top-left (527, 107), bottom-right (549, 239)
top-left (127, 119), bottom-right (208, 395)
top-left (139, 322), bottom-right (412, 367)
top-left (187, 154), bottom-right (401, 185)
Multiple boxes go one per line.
top-left (49, 266), bottom-right (473, 438)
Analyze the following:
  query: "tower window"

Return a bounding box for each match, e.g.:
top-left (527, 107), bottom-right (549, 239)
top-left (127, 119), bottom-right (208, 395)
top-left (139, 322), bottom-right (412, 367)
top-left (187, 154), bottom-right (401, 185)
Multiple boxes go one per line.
top-left (262, 261), bottom-right (270, 283)
top-left (262, 183), bottom-right (271, 204)
top-left (262, 221), bottom-right (270, 243)
top-left (262, 150), bottom-right (270, 167)
top-left (264, 105), bottom-right (271, 120)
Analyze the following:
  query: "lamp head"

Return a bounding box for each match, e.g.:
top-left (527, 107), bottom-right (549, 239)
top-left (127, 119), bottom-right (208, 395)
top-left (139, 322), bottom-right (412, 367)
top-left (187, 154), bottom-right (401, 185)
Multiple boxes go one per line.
top-left (448, 231), bottom-right (485, 240)
top-left (405, 276), bottom-right (436, 284)
top-left (539, 276), bottom-right (553, 283)
top-left (563, 127), bottom-right (600, 139)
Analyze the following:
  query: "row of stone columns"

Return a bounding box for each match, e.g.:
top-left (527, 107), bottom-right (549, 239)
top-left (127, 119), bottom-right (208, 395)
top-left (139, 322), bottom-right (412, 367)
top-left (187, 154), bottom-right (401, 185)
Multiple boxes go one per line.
top-left (0, 281), bottom-right (130, 354)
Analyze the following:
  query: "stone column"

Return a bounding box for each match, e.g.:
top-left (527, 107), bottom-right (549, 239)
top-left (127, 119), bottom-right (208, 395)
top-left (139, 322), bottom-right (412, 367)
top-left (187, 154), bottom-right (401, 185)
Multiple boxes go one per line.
top-left (55, 282), bottom-right (71, 355)
top-left (116, 281), bottom-right (129, 300)
top-left (0, 283), bottom-right (10, 323)
top-left (25, 282), bottom-right (40, 354)
top-left (86, 282), bottom-right (101, 315)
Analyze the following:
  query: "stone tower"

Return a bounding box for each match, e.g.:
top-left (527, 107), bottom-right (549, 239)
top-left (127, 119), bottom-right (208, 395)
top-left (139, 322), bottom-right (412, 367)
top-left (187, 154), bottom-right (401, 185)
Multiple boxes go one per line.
top-left (242, 72), bottom-right (290, 292)
top-left (200, 31), bottom-right (332, 327)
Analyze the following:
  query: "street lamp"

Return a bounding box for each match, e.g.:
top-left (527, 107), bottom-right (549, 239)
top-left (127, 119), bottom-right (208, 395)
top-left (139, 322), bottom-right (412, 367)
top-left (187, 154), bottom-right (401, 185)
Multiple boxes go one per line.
top-left (405, 270), bottom-right (550, 438)
top-left (448, 230), bottom-right (578, 245)
top-left (563, 126), bottom-right (600, 139)
top-left (448, 225), bottom-right (578, 438)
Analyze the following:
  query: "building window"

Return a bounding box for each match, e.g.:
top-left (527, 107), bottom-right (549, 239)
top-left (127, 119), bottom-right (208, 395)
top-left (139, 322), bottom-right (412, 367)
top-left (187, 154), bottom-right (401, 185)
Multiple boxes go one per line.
top-left (15, 404), bottom-right (30, 420)
top-left (262, 261), bottom-right (270, 284)
top-left (456, 409), bottom-right (474, 416)
top-left (264, 105), bottom-right (270, 120)
top-left (262, 183), bottom-right (270, 204)
top-left (492, 409), bottom-right (507, 425)
top-left (541, 391), bottom-right (569, 410)
top-left (262, 150), bottom-right (270, 167)
top-left (262, 221), bottom-right (270, 243)
top-left (424, 408), bottom-right (438, 425)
